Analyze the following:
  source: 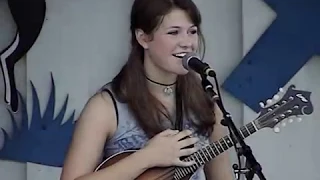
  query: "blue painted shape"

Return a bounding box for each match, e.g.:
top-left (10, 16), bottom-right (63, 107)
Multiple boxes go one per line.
top-left (222, 0), bottom-right (320, 112)
top-left (0, 73), bottom-right (76, 167)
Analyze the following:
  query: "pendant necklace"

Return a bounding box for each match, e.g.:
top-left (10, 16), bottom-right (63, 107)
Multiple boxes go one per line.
top-left (146, 76), bottom-right (177, 96)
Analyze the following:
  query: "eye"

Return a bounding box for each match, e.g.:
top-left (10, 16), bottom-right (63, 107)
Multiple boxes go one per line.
top-left (190, 29), bottom-right (198, 34)
top-left (167, 30), bottom-right (179, 35)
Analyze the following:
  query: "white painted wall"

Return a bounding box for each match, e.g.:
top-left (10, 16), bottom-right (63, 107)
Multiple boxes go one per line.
top-left (0, 0), bottom-right (319, 180)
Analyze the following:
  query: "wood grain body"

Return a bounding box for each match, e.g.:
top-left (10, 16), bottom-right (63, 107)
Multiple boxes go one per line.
top-left (95, 150), bottom-right (192, 180)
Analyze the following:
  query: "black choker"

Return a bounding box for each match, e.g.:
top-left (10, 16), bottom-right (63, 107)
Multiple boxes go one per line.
top-left (146, 76), bottom-right (177, 96)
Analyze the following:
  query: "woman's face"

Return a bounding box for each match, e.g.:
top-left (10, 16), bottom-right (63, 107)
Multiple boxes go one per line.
top-left (139, 8), bottom-right (199, 76)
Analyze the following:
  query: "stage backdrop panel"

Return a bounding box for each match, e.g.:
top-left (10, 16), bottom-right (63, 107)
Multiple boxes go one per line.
top-left (240, 0), bottom-right (320, 179)
top-left (0, 0), bottom-right (318, 180)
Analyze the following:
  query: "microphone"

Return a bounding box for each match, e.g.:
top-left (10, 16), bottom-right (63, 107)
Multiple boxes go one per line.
top-left (182, 52), bottom-right (216, 77)
top-left (182, 52), bottom-right (219, 101)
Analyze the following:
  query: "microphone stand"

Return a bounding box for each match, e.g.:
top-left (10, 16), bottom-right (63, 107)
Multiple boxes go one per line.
top-left (200, 73), bottom-right (266, 180)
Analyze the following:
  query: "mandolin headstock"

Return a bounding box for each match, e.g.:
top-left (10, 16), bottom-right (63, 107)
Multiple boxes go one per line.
top-left (254, 85), bottom-right (314, 132)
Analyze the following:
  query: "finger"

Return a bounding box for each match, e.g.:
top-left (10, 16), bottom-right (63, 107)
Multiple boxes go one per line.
top-left (174, 158), bottom-right (197, 167)
top-left (179, 147), bottom-right (198, 157)
top-left (177, 137), bottom-right (199, 149)
top-left (158, 129), bottom-right (179, 136)
top-left (173, 130), bottom-right (193, 141)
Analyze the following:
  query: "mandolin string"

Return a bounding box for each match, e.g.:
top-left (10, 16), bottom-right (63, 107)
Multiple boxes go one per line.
top-left (258, 113), bottom-right (286, 128)
top-left (256, 99), bottom-right (293, 127)
top-left (240, 100), bottom-right (295, 138)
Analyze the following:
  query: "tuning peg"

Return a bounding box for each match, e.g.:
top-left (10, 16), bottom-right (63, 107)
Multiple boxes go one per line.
top-left (273, 127), bottom-right (280, 133)
top-left (259, 102), bottom-right (265, 108)
top-left (266, 99), bottom-right (273, 105)
top-left (288, 118), bottom-right (294, 123)
top-left (273, 94), bottom-right (280, 100)
top-left (279, 88), bottom-right (284, 93)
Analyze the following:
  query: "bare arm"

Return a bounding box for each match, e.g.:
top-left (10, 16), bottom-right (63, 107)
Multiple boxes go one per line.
top-left (204, 104), bottom-right (234, 180)
top-left (60, 92), bottom-right (152, 180)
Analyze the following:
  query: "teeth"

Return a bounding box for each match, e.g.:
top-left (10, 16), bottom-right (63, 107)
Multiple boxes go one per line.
top-left (173, 53), bottom-right (187, 58)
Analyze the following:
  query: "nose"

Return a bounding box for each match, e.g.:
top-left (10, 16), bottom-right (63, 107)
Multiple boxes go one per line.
top-left (178, 35), bottom-right (193, 49)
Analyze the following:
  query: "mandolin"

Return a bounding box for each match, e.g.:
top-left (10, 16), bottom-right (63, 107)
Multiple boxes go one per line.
top-left (94, 85), bottom-right (314, 180)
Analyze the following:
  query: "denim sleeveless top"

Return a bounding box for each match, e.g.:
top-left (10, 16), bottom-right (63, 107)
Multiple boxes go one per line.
top-left (102, 84), bottom-right (210, 180)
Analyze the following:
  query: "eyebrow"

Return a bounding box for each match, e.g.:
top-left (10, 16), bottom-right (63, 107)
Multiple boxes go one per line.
top-left (167, 25), bottom-right (197, 29)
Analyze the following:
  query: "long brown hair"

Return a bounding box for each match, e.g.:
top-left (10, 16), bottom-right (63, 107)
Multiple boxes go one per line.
top-left (110, 0), bottom-right (216, 137)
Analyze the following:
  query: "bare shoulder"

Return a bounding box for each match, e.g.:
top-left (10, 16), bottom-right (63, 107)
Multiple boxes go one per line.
top-left (60, 90), bottom-right (118, 180)
top-left (76, 90), bottom-right (118, 138)
top-left (80, 91), bottom-right (117, 133)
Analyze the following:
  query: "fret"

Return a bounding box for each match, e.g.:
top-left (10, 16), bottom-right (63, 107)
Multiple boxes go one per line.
top-left (187, 156), bottom-right (197, 171)
top-left (219, 138), bottom-right (228, 150)
top-left (180, 159), bottom-right (194, 177)
top-left (174, 174), bottom-right (178, 180)
top-left (192, 152), bottom-right (201, 166)
top-left (224, 136), bottom-right (234, 147)
top-left (184, 157), bottom-right (197, 173)
top-left (197, 150), bottom-right (205, 164)
top-left (178, 158), bottom-right (198, 178)
top-left (182, 158), bottom-right (191, 175)
top-left (247, 122), bottom-right (257, 134)
top-left (204, 146), bottom-right (213, 159)
top-left (207, 145), bottom-right (216, 157)
top-left (200, 148), bottom-right (210, 162)
top-left (244, 124), bottom-right (250, 135)
top-left (208, 145), bottom-right (217, 156)
top-left (184, 165), bottom-right (191, 174)
top-left (211, 143), bottom-right (220, 155)
top-left (216, 141), bottom-right (224, 153)
top-left (252, 121), bottom-right (258, 131)
top-left (240, 126), bottom-right (249, 138)
top-left (175, 168), bottom-right (183, 179)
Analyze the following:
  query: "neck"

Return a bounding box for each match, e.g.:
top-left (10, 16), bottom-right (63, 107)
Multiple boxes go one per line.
top-left (144, 55), bottom-right (178, 97)
top-left (145, 75), bottom-right (177, 97)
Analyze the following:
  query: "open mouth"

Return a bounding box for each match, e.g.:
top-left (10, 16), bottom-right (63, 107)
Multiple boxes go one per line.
top-left (172, 52), bottom-right (187, 58)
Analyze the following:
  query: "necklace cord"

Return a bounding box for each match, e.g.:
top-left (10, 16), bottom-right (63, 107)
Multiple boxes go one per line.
top-left (145, 76), bottom-right (177, 86)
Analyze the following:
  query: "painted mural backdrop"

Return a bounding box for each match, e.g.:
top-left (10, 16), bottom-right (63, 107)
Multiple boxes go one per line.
top-left (222, 0), bottom-right (320, 112)
top-left (0, 0), bottom-right (75, 167)
top-left (0, 0), bottom-right (46, 113)
top-left (0, 0), bottom-right (319, 167)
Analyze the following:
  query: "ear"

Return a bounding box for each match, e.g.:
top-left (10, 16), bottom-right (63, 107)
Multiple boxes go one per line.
top-left (135, 29), bottom-right (149, 49)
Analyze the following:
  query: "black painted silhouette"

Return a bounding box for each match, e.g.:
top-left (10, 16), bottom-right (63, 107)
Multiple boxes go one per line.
top-left (0, 0), bottom-right (46, 112)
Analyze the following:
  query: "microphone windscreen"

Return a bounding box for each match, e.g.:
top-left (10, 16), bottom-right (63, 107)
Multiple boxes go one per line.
top-left (182, 52), bottom-right (201, 70)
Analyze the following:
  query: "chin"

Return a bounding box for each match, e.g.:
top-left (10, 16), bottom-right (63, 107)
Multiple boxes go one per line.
top-left (174, 69), bottom-right (189, 76)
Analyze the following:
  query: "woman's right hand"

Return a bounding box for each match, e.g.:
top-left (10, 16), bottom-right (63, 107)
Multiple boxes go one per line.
top-left (141, 129), bottom-right (199, 168)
